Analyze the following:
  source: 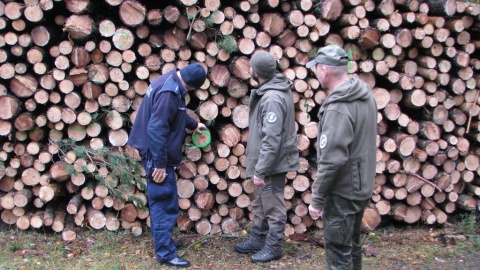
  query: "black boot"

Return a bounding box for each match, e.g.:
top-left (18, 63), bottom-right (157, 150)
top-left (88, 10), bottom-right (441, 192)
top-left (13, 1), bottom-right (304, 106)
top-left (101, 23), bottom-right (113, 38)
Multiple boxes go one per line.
top-left (234, 240), bottom-right (264, 254)
top-left (234, 226), bottom-right (266, 254)
top-left (251, 246), bottom-right (283, 263)
top-left (251, 225), bottom-right (284, 262)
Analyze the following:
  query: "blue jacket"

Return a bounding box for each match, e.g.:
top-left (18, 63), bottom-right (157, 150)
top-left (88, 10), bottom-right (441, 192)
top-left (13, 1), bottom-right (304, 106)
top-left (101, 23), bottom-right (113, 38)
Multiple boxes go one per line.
top-left (127, 69), bottom-right (198, 168)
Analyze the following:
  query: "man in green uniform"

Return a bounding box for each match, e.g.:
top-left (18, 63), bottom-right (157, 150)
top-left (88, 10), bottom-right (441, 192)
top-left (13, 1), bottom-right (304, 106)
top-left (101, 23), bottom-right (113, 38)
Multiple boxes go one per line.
top-left (233, 51), bottom-right (299, 263)
top-left (307, 45), bottom-right (377, 270)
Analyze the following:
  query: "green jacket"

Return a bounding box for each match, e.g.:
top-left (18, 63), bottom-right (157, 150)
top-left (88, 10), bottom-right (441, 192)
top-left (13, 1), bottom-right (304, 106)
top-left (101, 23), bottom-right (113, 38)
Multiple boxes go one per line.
top-left (246, 73), bottom-right (299, 179)
top-left (312, 77), bottom-right (377, 209)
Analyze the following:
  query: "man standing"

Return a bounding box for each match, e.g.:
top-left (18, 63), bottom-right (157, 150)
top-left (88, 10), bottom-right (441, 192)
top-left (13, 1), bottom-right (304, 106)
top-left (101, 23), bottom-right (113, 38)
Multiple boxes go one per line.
top-left (306, 45), bottom-right (377, 270)
top-left (128, 63), bottom-right (207, 268)
top-left (233, 51), bottom-right (299, 263)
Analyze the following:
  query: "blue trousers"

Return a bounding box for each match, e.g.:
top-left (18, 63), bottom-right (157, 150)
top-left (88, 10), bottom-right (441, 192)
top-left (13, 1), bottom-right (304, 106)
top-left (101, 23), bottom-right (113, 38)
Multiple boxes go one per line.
top-left (144, 160), bottom-right (179, 262)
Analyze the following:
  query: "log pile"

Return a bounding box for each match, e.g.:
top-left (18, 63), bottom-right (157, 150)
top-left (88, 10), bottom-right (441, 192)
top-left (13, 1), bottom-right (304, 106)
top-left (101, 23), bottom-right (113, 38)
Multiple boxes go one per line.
top-left (1, 0), bottom-right (480, 241)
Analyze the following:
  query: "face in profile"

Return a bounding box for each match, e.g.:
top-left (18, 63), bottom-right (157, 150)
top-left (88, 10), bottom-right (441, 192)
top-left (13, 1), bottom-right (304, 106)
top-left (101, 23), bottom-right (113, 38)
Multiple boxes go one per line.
top-left (250, 67), bottom-right (259, 84)
top-left (313, 64), bottom-right (326, 90)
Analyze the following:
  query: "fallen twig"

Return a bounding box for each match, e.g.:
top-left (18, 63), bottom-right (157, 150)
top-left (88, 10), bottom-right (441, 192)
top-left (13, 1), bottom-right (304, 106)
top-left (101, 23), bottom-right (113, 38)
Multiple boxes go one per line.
top-left (399, 170), bottom-right (443, 192)
top-left (178, 234), bottom-right (246, 257)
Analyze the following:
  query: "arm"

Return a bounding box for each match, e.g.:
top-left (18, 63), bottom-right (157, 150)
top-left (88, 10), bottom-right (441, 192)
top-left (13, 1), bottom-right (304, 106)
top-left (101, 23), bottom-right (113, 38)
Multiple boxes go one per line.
top-left (311, 110), bottom-right (354, 210)
top-left (186, 114), bottom-right (198, 131)
top-left (147, 92), bottom-right (178, 169)
top-left (186, 114), bottom-right (207, 134)
top-left (254, 100), bottom-right (286, 180)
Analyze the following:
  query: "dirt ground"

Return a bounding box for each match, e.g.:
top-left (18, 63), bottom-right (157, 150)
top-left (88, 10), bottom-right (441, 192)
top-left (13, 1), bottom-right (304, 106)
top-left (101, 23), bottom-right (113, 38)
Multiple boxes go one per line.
top-left (0, 219), bottom-right (479, 270)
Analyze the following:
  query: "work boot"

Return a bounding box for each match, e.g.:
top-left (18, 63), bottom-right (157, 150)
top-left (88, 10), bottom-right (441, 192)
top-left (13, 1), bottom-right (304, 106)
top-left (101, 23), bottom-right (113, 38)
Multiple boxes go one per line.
top-left (234, 225), bottom-right (266, 253)
top-left (251, 246), bottom-right (283, 263)
top-left (234, 239), bottom-right (264, 254)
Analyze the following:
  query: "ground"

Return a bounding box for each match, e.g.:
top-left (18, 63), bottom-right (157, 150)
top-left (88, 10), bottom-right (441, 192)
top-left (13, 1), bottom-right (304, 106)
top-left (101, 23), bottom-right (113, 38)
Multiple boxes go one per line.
top-left (0, 218), bottom-right (479, 270)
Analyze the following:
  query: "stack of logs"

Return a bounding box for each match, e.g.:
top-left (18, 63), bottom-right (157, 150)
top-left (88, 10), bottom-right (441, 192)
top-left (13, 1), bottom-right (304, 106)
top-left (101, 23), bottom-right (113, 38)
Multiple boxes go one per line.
top-left (1, 0), bottom-right (480, 241)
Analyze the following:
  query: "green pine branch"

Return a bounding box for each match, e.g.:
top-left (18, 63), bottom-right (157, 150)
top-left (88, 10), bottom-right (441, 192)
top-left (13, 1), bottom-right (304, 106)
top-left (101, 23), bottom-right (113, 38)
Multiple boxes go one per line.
top-left (51, 139), bottom-right (147, 210)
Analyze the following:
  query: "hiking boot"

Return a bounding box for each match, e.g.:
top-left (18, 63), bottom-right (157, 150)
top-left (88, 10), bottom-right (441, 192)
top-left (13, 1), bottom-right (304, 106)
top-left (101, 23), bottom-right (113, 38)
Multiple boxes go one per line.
top-left (251, 247), bottom-right (282, 263)
top-left (233, 240), bottom-right (264, 254)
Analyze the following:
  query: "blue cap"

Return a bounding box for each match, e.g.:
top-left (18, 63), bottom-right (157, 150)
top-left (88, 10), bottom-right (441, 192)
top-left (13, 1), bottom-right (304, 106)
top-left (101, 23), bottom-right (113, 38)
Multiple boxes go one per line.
top-left (180, 63), bottom-right (207, 88)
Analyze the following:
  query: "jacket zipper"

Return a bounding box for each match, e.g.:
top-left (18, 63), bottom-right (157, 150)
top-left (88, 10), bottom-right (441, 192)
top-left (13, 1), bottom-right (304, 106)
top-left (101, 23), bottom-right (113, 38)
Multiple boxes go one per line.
top-left (357, 162), bottom-right (362, 191)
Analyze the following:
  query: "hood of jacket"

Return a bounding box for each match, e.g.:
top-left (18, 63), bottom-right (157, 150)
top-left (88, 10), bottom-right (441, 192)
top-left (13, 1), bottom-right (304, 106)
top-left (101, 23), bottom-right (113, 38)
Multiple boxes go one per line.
top-left (255, 73), bottom-right (293, 95)
top-left (319, 77), bottom-right (371, 113)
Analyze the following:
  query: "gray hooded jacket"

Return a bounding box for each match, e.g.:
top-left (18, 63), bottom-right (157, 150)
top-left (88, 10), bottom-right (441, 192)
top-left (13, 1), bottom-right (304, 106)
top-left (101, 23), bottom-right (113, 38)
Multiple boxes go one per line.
top-left (246, 73), bottom-right (300, 179)
top-left (312, 77), bottom-right (377, 209)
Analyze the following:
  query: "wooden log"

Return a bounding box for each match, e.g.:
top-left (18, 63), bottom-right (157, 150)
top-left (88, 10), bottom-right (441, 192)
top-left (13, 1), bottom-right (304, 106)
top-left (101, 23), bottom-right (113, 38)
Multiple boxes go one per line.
top-left (455, 193), bottom-right (476, 211)
top-left (67, 194), bottom-right (84, 215)
top-left (13, 189), bottom-right (33, 208)
top-left (221, 217), bottom-right (239, 234)
top-left (362, 206), bottom-right (381, 231)
top-left (39, 183), bottom-right (64, 203)
top-left (195, 190), bottom-right (215, 210)
top-left (62, 215), bottom-right (77, 242)
top-left (86, 207), bottom-right (106, 229)
top-left (425, 0), bottom-right (457, 16)
top-left (119, 1), bottom-right (146, 27)
top-left (64, 15), bottom-right (94, 40)
top-left (261, 13), bottom-right (286, 36)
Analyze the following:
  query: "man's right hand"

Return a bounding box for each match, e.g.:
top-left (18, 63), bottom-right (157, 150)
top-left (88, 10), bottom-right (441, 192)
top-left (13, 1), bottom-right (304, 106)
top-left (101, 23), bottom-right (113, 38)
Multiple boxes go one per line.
top-left (253, 175), bottom-right (266, 187)
top-left (308, 205), bottom-right (323, 220)
top-left (151, 168), bottom-right (167, 184)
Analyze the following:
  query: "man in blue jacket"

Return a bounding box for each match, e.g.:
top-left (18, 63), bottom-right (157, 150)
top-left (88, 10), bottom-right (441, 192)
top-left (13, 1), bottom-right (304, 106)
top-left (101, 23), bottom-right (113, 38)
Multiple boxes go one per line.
top-left (128, 63), bottom-right (207, 268)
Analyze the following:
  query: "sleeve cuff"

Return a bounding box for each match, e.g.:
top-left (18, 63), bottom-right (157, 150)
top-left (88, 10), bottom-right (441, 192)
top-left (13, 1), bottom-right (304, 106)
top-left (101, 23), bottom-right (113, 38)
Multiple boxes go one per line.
top-left (254, 173), bottom-right (265, 180)
top-left (153, 159), bottom-right (166, 169)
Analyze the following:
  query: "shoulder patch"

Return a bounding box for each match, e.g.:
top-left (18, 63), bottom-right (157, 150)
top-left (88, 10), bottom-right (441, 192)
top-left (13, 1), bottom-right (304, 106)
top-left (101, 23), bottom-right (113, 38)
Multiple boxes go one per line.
top-left (319, 134), bottom-right (328, 149)
top-left (266, 112), bottom-right (277, 123)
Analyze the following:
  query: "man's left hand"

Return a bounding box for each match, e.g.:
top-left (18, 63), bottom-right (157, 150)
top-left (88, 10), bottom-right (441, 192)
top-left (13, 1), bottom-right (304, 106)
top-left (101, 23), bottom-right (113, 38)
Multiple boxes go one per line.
top-left (308, 205), bottom-right (323, 220)
top-left (194, 123), bottom-right (207, 134)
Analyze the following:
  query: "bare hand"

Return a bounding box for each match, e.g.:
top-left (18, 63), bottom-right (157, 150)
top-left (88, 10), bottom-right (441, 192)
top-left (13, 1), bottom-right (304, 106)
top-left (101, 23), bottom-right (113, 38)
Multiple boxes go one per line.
top-left (151, 168), bottom-right (167, 184)
top-left (253, 175), bottom-right (266, 187)
top-left (308, 205), bottom-right (323, 220)
top-left (195, 123), bottom-right (207, 134)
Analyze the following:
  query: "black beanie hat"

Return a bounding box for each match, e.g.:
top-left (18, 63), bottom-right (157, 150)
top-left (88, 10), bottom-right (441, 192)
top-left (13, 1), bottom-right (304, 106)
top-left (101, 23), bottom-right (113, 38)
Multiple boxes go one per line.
top-left (180, 63), bottom-right (207, 88)
top-left (250, 51), bottom-right (276, 81)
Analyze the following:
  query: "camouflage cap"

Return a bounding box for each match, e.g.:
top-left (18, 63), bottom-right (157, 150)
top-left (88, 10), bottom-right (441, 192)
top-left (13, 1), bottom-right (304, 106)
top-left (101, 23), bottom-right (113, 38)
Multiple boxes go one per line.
top-left (306, 45), bottom-right (349, 68)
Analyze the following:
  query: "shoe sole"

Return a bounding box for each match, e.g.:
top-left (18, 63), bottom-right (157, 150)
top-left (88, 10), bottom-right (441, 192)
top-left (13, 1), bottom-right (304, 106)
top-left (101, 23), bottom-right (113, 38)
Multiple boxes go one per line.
top-left (251, 255), bottom-right (283, 263)
top-left (163, 262), bottom-right (191, 268)
top-left (234, 246), bottom-right (262, 254)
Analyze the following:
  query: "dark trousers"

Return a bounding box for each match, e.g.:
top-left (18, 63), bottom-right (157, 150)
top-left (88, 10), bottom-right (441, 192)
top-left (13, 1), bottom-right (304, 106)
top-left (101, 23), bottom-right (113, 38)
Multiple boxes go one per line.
top-left (144, 159), bottom-right (179, 262)
top-left (250, 173), bottom-right (287, 250)
top-left (323, 194), bottom-right (369, 270)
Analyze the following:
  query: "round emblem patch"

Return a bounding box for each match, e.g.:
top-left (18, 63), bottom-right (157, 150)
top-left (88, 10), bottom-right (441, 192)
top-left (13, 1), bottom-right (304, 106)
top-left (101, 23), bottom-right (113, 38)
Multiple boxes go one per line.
top-left (266, 112), bottom-right (277, 123)
top-left (319, 134), bottom-right (328, 149)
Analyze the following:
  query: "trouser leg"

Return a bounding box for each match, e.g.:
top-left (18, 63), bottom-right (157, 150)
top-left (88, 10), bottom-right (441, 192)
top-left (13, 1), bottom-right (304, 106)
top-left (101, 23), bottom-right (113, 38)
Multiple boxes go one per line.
top-left (262, 173), bottom-right (287, 252)
top-left (234, 179), bottom-right (273, 254)
top-left (249, 185), bottom-right (268, 245)
top-left (323, 194), bottom-right (369, 270)
top-left (352, 201), bottom-right (368, 270)
top-left (146, 166), bottom-right (179, 262)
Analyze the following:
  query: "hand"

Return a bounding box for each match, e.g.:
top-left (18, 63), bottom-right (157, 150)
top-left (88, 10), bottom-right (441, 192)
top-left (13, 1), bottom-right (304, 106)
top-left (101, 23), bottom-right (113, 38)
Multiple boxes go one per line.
top-left (253, 175), bottom-right (266, 187)
top-left (308, 205), bottom-right (323, 220)
top-left (194, 123), bottom-right (207, 134)
top-left (151, 168), bottom-right (167, 184)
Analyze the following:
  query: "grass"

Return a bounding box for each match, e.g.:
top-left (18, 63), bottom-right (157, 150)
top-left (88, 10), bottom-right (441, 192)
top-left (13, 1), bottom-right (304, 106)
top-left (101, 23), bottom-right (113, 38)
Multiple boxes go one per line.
top-left (0, 220), bottom-right (479, 270)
